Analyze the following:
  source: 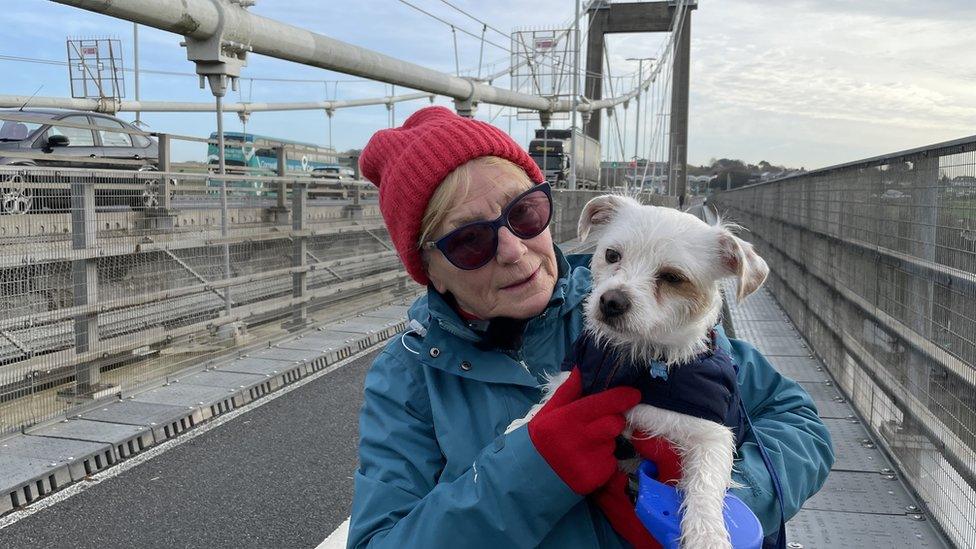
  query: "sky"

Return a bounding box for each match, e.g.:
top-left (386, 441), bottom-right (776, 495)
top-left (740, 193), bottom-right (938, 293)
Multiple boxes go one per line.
top-left (3, 0), bottom-right (975, 169)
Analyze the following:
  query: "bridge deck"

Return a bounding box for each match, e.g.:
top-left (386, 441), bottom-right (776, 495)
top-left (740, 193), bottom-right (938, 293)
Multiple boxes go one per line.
top-left (728, 288), bottom-right (948, 548)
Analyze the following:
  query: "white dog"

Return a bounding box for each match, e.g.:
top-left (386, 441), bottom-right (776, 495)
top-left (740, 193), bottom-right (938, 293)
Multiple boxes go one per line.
top-left (511, 194), bottom-right (769, 549)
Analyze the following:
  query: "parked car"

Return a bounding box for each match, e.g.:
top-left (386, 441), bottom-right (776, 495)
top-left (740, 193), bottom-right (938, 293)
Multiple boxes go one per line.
top-left (0, 109), bottom-right (159, 214)
top-left (881, 189), bottom-right (910, 200)
top-left (310, 166), bottom-right (355, 180)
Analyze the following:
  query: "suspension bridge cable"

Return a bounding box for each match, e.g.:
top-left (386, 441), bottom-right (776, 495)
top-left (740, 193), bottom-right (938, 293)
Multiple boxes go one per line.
top-left (396, 0), bottom-right (512, 52)
top-left (436, 0), bottom-right (510, 40)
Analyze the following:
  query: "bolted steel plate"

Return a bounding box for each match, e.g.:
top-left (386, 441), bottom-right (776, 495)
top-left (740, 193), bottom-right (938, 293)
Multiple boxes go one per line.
top-left (802, 470), bottom-right (917, 515)
top-left (220, 357), bottom-right (296, 376)
top-left (749, 334), bottom-right (810, 357)
top-left (821, 418), bottom-right (886, 473)
top-left (0, 434), bottom-right (114, 481)
top-left (361, 306), bottom-right (410, 321)
top-left (766, 356), bottom-right (828, 382)
top-left (799, 382), bottom-right (854, 419)
top-left (733, 319), bottom-right (798, 338)
top-left (324, 318), bottom-right (387, 335)
top-left (28, 419), bottom-right (152, 462)
top-left (80, 400), bottom-right (201, 444)
top-left (278, 334), bottom-right (352, 352)
top-left (133, 383), bottom-right (241, 412)
top-left (81, 400), bottom-right (193, 428)
top-left (0, 454), bottom-right (73, 515)
top-left (250, 346), bottom-right (321, 363)
top-left (177, 370), bottom-right (268, 390)
top-left (787, 508), bottom-right (947, 548)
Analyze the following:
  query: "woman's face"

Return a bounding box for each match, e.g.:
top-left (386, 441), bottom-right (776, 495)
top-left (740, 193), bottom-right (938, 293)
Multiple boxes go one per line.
top-left (425, 163), bottom-right (558, 320)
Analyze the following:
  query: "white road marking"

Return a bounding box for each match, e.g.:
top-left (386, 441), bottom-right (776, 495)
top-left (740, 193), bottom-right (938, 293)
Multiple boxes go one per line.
top-left (315, 516), bottom-right (350, 549)
top-left (0, 342), bottom-right (385, 531)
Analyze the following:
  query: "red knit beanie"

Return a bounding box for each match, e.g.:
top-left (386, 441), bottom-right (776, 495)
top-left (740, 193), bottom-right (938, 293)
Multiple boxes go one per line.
top-left (359, 106), bottom-right (544, 285)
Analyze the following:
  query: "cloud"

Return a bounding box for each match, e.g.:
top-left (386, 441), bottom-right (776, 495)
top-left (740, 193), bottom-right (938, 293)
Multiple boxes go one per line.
top-left (686, 0), bottom-right (976, 166)
top-left (6, 0), bottom-right (974, 169)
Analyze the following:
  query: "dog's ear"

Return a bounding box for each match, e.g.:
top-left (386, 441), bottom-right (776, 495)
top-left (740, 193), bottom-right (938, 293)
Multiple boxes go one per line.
top-left (717, 229), bottom-right (769, 302)
top-left (578, 195), bottom-right (636, 241)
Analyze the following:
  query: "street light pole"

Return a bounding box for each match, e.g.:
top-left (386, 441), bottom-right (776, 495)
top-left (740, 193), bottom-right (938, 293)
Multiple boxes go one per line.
top-left (568, 0), bottom-right (581, 190)
top-left (133, 23), bottom-right (141, 126)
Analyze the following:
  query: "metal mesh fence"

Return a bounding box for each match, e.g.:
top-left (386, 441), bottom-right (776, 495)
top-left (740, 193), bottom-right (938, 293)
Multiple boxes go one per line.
top-left (712, 136), bottom-right (976, 548)
top-left (0, 165), bottom-right (409, 435)
top-left (0, 163), bottom-right (651, 437)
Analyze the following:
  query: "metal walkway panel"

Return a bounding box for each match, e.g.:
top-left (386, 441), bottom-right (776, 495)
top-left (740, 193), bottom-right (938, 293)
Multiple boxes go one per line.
top-left (0, 435), bottom-right (113, 482)
top-left (80, 400), bottom-right (201, 443)
top-left (765, 356), bottom-right (827, 382)
top-left (726, 293), bottom-right (783, 321)
top-left (175, 370), bottom-right (276, 406)
top-left (278, 334), bottom-right (352, 352)
top-left (822, 418), bottom-right (886, 473)
top-left (325, 318), bottom-right (397, 335)
top-left (249, 346), bottom-right (320, 364)
top-left (799, 381), bottom-right (855, 419)
top-left (131, 383), bottom-right (242, 423)
top-left (360, 305), bottom-right (411, 320)
top-left (732, 319), bottom-right (798, 339)
top-left (726, 287), bottom-right (945, 547)
top-left (28, 419), bottom-right (154, 462)
top-left (749, 334), bottom-right (811, 357)
top-left (0, 454), bottom-right (72, 515)
top-left (219, 356), bottom-right (308, 387)
top-left (801, 459), bottom-right (917, 516)
top-left (321, 318), bottom-right (409, 351)
top-left (788, 508), bottom-right (946, 548)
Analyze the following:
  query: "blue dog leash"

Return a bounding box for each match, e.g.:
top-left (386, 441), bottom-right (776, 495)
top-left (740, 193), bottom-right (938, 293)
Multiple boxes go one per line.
top-left (739, 398), bottom-right (787, 549)
top-left (725, 331), bottom-right (787, 549)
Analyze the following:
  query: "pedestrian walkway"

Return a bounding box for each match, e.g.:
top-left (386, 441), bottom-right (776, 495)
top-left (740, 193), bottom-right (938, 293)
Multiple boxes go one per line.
top-left (727, 288), bottom-right (949, 548)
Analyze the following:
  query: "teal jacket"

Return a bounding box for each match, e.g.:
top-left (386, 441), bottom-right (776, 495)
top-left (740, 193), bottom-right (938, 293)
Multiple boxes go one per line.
top-left (348, 251), bottom-right (833, 548)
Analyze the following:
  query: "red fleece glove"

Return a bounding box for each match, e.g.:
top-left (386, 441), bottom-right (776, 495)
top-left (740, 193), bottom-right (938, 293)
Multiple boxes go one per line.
top-left (592, 433), bottom-right (683, 549)
top-left (527, 368), bottom-right (641, 495)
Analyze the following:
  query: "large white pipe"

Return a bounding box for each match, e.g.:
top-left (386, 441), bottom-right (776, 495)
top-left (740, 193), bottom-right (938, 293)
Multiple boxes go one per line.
top-left (0, 92), bottom-right (434, 113)
top-left (52, 0), bottom-right (554, 112)
top-left (50, 0), bottom-right (661, 114)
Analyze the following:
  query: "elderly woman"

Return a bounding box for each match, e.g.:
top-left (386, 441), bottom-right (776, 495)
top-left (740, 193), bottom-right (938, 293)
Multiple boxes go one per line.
top-left (347, 106), bottom-right (832, 548)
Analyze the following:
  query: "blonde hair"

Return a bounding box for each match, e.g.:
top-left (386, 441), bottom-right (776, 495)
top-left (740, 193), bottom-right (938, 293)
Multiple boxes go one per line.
top-left (418, 156), bottom-right (535, 249)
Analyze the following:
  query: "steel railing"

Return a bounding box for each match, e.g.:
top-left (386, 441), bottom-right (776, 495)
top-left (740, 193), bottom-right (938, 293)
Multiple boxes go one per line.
top-left (712, 135), bottom-right (976, 549)
top-left (0, 163), bottom-right (675, 437)
top-left (0, 165), bottom-right (405, 436)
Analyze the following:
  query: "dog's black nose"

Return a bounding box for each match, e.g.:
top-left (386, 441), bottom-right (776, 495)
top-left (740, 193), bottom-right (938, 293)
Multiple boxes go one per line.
top-left (599, 289), bottom-right (631, 318)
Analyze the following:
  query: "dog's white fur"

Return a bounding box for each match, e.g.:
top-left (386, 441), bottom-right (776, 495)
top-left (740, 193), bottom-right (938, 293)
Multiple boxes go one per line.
top-left (509, 195), bottom-right (769, 549)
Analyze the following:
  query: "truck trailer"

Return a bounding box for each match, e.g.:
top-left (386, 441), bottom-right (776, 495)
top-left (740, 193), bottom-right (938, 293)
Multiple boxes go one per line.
top-left (528, 128), bottom-right (601, 188)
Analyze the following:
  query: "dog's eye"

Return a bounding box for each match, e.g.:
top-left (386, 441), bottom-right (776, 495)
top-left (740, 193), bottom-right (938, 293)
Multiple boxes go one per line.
top-left (658, 270), bottom-right (686, 284)
top-left (605, 248), bottom-right (621, 264)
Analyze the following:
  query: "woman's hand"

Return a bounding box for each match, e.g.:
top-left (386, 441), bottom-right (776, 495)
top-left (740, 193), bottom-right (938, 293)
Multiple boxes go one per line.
top-left (592, 433), bottom-right (682, 549)
top-left (527, 368), bottom-right (641, 495)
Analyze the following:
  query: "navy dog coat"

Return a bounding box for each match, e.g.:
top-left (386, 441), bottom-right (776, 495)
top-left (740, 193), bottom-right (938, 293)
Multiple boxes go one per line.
top-left (561, 333), bottom-right (747, 448)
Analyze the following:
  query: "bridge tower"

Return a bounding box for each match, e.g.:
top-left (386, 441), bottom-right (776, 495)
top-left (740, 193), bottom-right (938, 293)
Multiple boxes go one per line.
top-left (585, 1), bottom-right (695, 203)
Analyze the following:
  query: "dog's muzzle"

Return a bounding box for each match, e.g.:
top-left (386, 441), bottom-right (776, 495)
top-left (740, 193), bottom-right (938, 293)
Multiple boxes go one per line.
top-left (599, 289), bottom-right (631, 319)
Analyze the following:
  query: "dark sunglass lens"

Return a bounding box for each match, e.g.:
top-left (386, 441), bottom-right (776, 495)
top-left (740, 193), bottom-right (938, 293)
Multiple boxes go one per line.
top-left (508, 191), bottom-right (551, 238)
top-left (442, 223), bottom-right (496, 269)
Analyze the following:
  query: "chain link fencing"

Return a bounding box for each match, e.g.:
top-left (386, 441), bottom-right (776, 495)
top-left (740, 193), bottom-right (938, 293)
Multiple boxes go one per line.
top-left (712, 136), bottom-right (976, 548)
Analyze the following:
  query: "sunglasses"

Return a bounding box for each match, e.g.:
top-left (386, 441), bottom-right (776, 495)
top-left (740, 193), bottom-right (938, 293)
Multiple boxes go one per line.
top-left (422, 182), bottom-right (553, 270)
